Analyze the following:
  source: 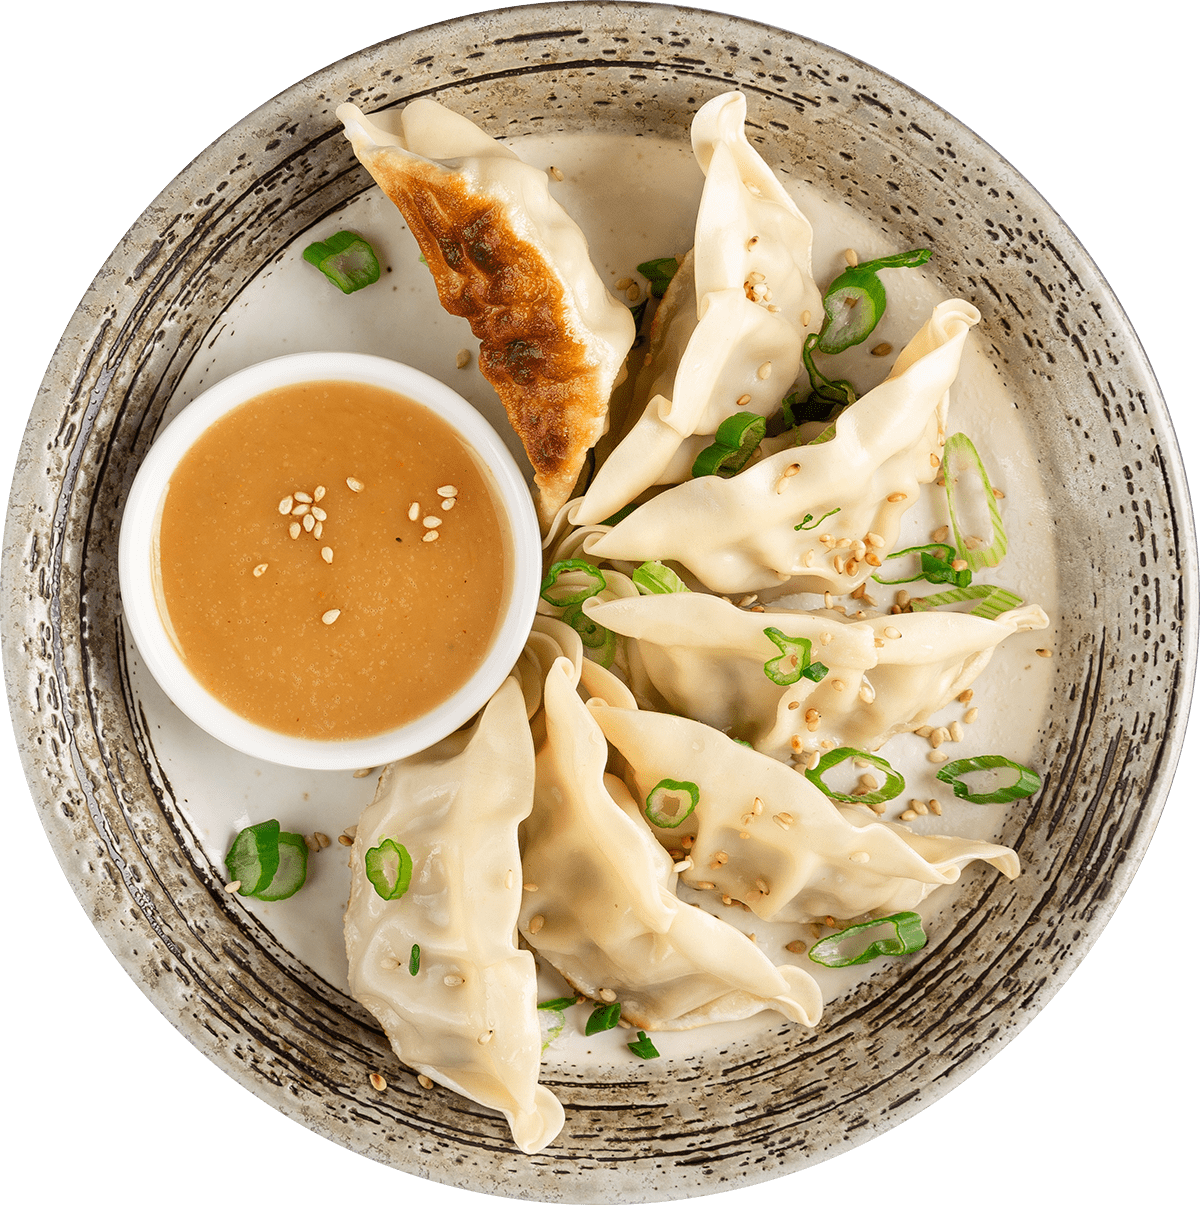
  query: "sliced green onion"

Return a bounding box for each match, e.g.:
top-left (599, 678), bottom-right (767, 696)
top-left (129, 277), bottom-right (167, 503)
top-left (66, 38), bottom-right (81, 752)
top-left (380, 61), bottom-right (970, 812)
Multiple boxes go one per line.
top-left (562, 604), bottom-right (617, 667)
top-left (637, 256), bottom-right (679, 298)
top-left (762, 627), bottom-right (827, 686)
top-left (627, 1031), bottom-right (660, 1059)
top-left (633, 560), bottom-right (690, 594)
top-left (409, 944), bottom-right (421, 976)
top-left (540, 559), bottom-right (607, 607)
top-left (872, 544), bottom-right (971, 589)
top-left (253, 832), bottom-right (310, 901)
top-left (943, 432), bottom-right (1008, 570)
top-left (781, 388), bottom-right (843, 430)
top-left (599, 502), bottom-right (640, 527)
top-left (645, 778), bottom-right (699, 829)
top-left (302, 231), bottom-right (381, 294)
top-left (805, 747), bottom-right (905, 806)
top-left (808, 911), bottom-right (927, 967)
top-left (908, 584), bottom-right (1024, 620)
top-left (364, 838), bottom-right (413, 901)
top-left (794, 507), bottom-right (841, 532)
top-left (537, 996), bottom-right (580, 1011)
top-left (816, 248), bottom-right (931, 355)
top-left (802, 333), bottom-right (857, 410)
top-left (629, 298), bottom-right (648, 329)
top-left (936, 755), bottom-right (1042, 804)
top-left (585, 1001), bottom-right (622, 1035)
top-left (692, 413), bottom-right (767, 479)
top-left (225, 820), bottom-right (281, 897)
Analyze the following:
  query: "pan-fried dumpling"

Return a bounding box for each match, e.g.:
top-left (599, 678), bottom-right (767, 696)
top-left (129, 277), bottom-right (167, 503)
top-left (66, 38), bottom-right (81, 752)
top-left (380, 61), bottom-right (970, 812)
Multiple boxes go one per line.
top-left (582, 299), bottom-right (980, 593)
top-left (573, 92), bottom-right (822, 525)
top-left (343, 677), bottom-right (563, 1155)
top-left (591, 703), bottom-right (1019, 926)
top-left (585, 592), bottom-right (1048, 757)
top-left (518, 655), bottom-right (822, 1030)
top-left (338, 100), bottom-right (635, 527)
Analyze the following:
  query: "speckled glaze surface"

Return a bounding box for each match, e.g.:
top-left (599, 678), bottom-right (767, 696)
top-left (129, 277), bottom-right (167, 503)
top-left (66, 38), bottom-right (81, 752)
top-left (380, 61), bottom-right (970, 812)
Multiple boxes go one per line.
top-left (3, 4), bottom-right (1194, 1199)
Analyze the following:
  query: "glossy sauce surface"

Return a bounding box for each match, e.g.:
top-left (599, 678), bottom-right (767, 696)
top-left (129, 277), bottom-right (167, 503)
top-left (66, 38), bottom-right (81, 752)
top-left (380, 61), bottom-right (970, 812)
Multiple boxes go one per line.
top-left (157, 380), bottom-right (508, 739)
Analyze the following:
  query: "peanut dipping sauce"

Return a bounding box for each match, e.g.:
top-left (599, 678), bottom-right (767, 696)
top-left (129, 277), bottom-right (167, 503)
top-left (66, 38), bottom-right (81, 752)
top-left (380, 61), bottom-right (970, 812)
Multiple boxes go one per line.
top-left (156, 380), bottom-right (509, 740)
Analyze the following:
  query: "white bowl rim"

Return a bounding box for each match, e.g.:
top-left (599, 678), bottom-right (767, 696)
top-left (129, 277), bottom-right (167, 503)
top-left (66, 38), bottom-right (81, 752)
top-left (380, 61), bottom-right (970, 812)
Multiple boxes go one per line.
top-left (117, 350), bottom-right (541, 771)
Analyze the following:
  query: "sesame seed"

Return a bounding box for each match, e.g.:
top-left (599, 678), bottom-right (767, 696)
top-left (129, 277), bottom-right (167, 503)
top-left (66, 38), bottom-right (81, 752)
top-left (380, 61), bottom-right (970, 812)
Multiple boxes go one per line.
top-left (289, 522), bottom-right (301, 539)
top-left (929, 798), bottom-right (943, 815)
top-left (528, 914), bottom-right (545, 934)
top-left (819, 631), bottom-right (833, 646)
top-left (951, 559), bottom-right (968, 572)
top-left (441, 498), bottom-right (455, 511)
top-left (311, 507), bottom-right (327, 522)
top-left (801, 309), bottom-right (812, 326)
top-left (824, 592), bottom-right (833, 609)
top-left (790, 734), bottom-right (804, 752)
top-left (370, 1073), bottom-right (388, 1092)
top-left (870, 801), bottom-right (887, 814)
top-left (278, 496), bottom-right (294, 514)
top-left (352, 767), bottom-right (374, 778)
top-left (783, 463), bottom-right (801, 478)
top-left (748, 271), bottom-right (765, 283)
top-left (313, 486), bottom-right (326, 502)
top-left (321, 547), bottom-right (333, 564)
top-left (303, 834), bottom-right (319, 852)
top-left (437, 485), bottom-right (458, 498)
top-left (846, 558), bottom-right (860, 576)
top-left (757, 361), bottom-right (772, 380)
top-left (896, 590), bottom-right (911, 608)
top-left (834, 555), bottom-right (845, 574)
top-left (626, 283), bottom-right (640, 302)
top-left (964, 707), bottom-right (979, 724)
top-left (681, 835), bottom-right (695, 849)
top-left (964, 535), bottom-right (983, 550)
top-left (417, 1075), bottom-right (433, 1090)
top-left (643, 351), bottom-right (652, 367)
top-left (1036, 647), bottom-right (1052, 658)
top-left (832, 679), bottom-right (846, 692)
top-left (313, 522), bottom-right (323, 539)
top-left (993, 488), bottom-right (1006, 499)
top-left (322, 609), bottom-right (341, 625)
top-left (504, 869), bottom-right (514, 889)
top-left (224, 880), bottom-right (242, 893)
top-left (752, 797), bottom-right (764, 815)
top-left (694, 880), bottom-right (716, 890)
top-left (804, 708), bottom-right (820, 724)
top-left (887, 492), bottom-right (907, 503)
top-left (959, 689), bottom-right (975, 704)
top-left (253, 563), bottom-right (268, 577)
top-left (803, 549), bottom-right (815, 567)
top-left (422, 516), bottom-right (442, 528)
top-left (739, 831), bottom-right (750, 839)
top-left (864, 552), bottom-right (881, 567)
top-left (785, 939), bottom-right (807, 954)
top-left (303, 513), bottom-right (315, 532)
top-left (928, 750), bottom-right (950, 763)
top-left (675, 858), bottom-right (693, 873)
top-left (874, 637), bottom-right (885, 648)
top-left (871, 342), bottom-right (893, 357)
top-left (549, 165), bottom-right (564, 181)
top-left (755, 877), bottom-right (770, 896)
top-left (599, 988), bottom-right (617, 1002)
top-left (736, 393), bottom-right (752, 406)
top-left (714, 851), bottom-right (729, 865)
top-left (849, 851), bottom-right (870, 864)
top-left (380, 956), bottom-right (399, 969)
top-left (836, 537), bottom-right (852, 549)
top-left (930, 728), bottom-right (945, 749)
top-left (884, 626), bottom-right (902, 639)
top-left (346, 477), bottom-right (364, 492)
top-left (477, 1030), bottom-right (494, 1045)
top-left (292, 502), bottom-right (310, 516)
top-left (932, 525), bottom-right (949, 543)
top-left (314, 832), bottom-right (331, 848)
top-left (294, 491), bottom-right (312, 504)
top-left (859, 685), bottom-right (875, 704)
top-left (523, 882), bottom-right (539, 892)
top-left (949, 720), bottom-right (964, 742)
top-left (930, 453), bottom-right (940, 468)
top-left (747, 236), bottom-right (760, 249)
top-left (338, 834), bottom-right (353, 847)
top-left (900, 809), bottom-right (918, 821)
top-left (615, 276), bottom-right (633, 290)
top-left (408, 502), bottom-right (420, 521)
top-left (844, 248), bottom-right (859, 267)
top-left (444, 974), bottom-right (464, 987)
top-left (422, 531), bottom-right (439, 542)
top-left (912, 798), bottom-right (929, 815)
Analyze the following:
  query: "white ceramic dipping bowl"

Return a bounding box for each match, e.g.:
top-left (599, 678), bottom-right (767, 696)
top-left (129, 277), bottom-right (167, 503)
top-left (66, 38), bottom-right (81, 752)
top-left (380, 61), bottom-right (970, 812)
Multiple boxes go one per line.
top-left (118, 351), bottom-right (540, 770)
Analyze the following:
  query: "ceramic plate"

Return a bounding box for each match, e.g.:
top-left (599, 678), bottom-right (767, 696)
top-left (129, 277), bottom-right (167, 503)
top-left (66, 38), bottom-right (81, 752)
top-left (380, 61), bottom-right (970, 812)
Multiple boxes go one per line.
top-left (5, 4), bottom-right (1194, 1200)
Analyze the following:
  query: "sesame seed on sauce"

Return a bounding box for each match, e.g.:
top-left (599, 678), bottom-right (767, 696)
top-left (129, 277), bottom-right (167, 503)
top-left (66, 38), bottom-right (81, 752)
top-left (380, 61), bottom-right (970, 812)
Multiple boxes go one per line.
top-left (369, 1073), bottom-right (387, 1092)
top-left (346, 477), bottom-right (364, 492)
top-left (322, 609), bottom-right (341, 625)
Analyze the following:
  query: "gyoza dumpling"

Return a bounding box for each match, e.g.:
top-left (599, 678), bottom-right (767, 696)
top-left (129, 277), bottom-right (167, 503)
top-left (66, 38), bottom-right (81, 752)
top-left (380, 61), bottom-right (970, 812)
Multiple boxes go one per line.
top-left (585, 592), bottom-right (1048, 758)
top-left (582, 299), bottom-right (980, 593)
top-left (591, 703), bottom-right (1019, 926)
top-left (344, 677), bottom-right (563, 1154)
top-left (573, 92), bottom-right (822, 525)
top-left (519, 654), bottom-right (822, 1030)
top-left (338, 100), bottom-right (635, 526)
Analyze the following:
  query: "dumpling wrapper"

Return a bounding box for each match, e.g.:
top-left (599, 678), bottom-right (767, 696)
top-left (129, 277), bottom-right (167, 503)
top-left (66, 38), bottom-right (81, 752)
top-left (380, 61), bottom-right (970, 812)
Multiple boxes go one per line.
top-left (591, 703), bottom-right (1019, 926)
top-left (585, 592), bottom-right (1048, 757)
top-left (519, 655), bottom-right (822, 1030)
top-left (338, 100), bottom-right (635, 527)
top-left (575, 92), bottom-right (822, 525)
top-left (583, 299), bottom-right (980, 593)
top-left (344, 677), bottom-right (564, 1155)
